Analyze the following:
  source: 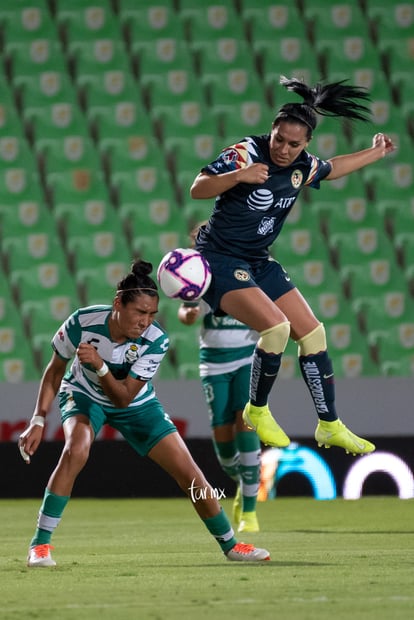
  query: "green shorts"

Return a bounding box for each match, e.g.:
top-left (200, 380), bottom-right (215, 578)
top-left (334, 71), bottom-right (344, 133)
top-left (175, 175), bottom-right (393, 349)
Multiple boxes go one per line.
top-left (59, 390), bottom-right (177, 456)
top-left (201, 364), bottom-right (251, 428)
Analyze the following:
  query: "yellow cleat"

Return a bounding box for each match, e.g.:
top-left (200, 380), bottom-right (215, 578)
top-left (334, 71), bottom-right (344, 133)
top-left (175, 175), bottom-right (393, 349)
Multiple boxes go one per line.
top-left (242, 403), bottom-right (290, 447)
top-left (238, 511), bottom-right (260, 533)
top-left (315, 419), bottom-right (376, 456)
top-left (232, 485), bottom-right (242, 526)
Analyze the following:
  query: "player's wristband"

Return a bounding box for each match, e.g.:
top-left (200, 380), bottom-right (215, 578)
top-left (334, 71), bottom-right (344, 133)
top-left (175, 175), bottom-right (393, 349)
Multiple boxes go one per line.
top-left (96, 362), bottom-right (109, 377)
top-left (31, 415), bottom-right (45, 428)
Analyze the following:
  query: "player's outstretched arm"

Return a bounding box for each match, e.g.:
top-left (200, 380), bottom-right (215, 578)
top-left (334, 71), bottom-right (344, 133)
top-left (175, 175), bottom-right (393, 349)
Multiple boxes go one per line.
top-left (326, 132), bottom-right (396, 180)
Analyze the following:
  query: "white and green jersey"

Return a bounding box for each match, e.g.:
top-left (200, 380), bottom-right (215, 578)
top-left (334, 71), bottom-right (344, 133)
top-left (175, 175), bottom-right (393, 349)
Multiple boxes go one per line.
top-left (199, 301), bottom-right (257, 377)
top-left (52, 305), bottom-right (169, 410)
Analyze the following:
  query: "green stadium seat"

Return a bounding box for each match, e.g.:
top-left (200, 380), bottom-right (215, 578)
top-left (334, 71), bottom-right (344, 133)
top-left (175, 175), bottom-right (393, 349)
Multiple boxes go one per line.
top-left (152, 101), bottom-right (219, 146)
top-left (0, 195), bottom-right (52, 240)
top-left (0, 167), bottom-right (43, 205)
top-left (46, 168), bottom-right (106, 208)
top-left (305, 2), bottom-right (368, 45)
top-left (1, 231), bottom-right (66, 275)
top-left (340, 258), bottom-right (407, 302)
top-left (394, 232), bottom-right (414, 271)
top-left (369, 323), bottom-right (414, 369)
top-left (77, 68), bottom-right (146, 121)
top-left (88, 102), bottom-right (152, 145)
top-left (131, 231), bottom-right (187, 268)
top-left (56, 1), bottom-right (119, 43)
top-left (66, 231), bottom-right (132, 273)
top-left (384, 197), bottom-right (414, 238)
top-left (53, 193), bottom-right (122, 244)
top-left (180, 3), bottom-right (243, 42)
top-left (328, 227), bottom-right (396, 272)
top-left (5, 38), bottom-right (67, 83)
top-left (0, 101), bottom-right (26, 138)
top-left (76, 262), bottom-right (131, 306)
top-left (326, 319), bottom-right (379, 378)
top-left (241, 2), bottom-right (305, 44)
top-left (353, 289), bottom-right (414, 334)
top-left (380, 354), bottom-right (414, 378)
top-left (260, 37), bottom-right (320, 106)
top-left (123, 6), bottom-right (186, 54)
top-left (23, 100), bottom-right (90, 144)
top-left (67, 38), bottom-right (131, 81)
top-left (0, 134), bottom-right (35, 170)
top-left (202, 68), bottom-right (265, 111)
top-left (0, 339), bottom-right (39, 382)
top-left (102, 134), bottom-right (165, 180)
top-left (219, 100), bottom-right (272, 144)
top-left (366, 2), bottom-right (414, 46)
top-left (14, 70), bottom-right (78, 118)
top-left (191, 38), bottom-right (256, 79)
top-left (119, 187), bottom-right (185, 248)
top-left (110, 166), bottom-right (175, 210)
top-left (35, 134), bottom-right (101, 176)
top-left (0, 3), bottom-right (56, 44)
top-left (163, 133), bottom-right (220, 186)
top-left (9, 258), bottom-right (79, 308)
top-left (142, 68), bottom-right (203, 115)
top-left (133, 38), bottom-right (194, 80)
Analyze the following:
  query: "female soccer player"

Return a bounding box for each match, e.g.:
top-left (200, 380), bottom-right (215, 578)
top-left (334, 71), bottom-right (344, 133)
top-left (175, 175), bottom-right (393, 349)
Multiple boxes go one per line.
top-left (18, 260), bottom-right (270, 566)
top-left (190, 76), bottom-right (396, 453)
top-left (178, 223), bottom-right (261, 534)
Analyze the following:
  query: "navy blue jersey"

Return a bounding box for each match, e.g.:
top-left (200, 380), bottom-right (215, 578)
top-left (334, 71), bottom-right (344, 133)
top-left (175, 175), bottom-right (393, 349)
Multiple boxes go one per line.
top-left (195, 135), bottom-right (332, 261)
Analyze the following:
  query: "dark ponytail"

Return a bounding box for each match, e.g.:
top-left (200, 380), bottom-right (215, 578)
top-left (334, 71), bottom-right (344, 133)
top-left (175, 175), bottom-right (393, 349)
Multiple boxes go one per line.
top-left (274, 75), bottom-right (372, 135)
top-left (116, 259), bottom-right (158, 305)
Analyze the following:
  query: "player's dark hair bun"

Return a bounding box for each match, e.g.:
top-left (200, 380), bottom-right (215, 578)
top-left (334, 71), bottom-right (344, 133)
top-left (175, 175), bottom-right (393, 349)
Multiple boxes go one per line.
top-left (131, 259), bottom-right (153, 277)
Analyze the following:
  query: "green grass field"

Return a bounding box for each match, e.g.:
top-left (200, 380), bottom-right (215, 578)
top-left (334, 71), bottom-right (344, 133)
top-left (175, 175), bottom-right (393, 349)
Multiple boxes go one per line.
top-left (1, 497), bottom-right (413, 620)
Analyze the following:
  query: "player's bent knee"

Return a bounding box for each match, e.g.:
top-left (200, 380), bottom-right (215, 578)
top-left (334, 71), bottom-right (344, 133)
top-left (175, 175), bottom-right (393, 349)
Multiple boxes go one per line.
top-left (258, 321), bottom-right (290, 354)
top-left (296, 323), bottom-right (327, 356)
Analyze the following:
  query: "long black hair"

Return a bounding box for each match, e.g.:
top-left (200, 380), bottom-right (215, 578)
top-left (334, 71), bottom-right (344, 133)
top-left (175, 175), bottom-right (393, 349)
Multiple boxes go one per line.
top-left (116, 259), bottom-right (158, 305)
top-left (274, 75), bottom-right (372, 137)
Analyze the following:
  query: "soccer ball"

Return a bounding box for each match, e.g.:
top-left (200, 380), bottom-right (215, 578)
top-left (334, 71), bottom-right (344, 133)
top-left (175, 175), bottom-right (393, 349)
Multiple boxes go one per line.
top-left (157, 248), bottom-right (212, 301)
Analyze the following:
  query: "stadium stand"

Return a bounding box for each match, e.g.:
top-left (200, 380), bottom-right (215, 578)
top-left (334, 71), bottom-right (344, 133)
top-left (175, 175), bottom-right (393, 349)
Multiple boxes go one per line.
top-left (0, 0), bottom-right (412, 381)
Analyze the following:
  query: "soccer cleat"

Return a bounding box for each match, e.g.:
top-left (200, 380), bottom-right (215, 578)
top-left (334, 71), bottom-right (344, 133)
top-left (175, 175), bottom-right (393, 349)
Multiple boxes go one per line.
top-left (243, 403), bottom-right (290, 447)
top-left (232, 485), bottom-right (242, 526)
top-left (238, 511), bottom-right (260, 533)
top-left (226, 542), bottom-right (270, 562)
top-left (27, 544), bottom-right (56, 567)
top-left (315, 419), bottom-right (376, 455)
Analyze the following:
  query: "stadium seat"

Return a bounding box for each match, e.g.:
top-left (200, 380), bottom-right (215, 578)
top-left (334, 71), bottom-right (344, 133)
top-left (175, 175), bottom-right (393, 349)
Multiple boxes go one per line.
top-left (77, 68), bottom-right (147, 121)
top-left (88, 101), bottom-right (153, 146)
top-left (23, 100), bottom-right (90, 146)
top-left (190, 37), bottom-right (256, 83)
top-left (0, 323), bottom-right (39, 382)
top-left (5, 37), bottom-right (67, 84)
top-left (131, 231), bottom-right (187, 268)
top-left (180, 3), bottom-right (243, 42)
top-left (0, 3), bottom-right (56, 43)
top-left (366, 2), bottom-right (414, 46)
top-left (340, 257), bottom-right (407, 303)
top-left (141, 68), bottom-right (204, 115)
top-left (314, 313), bottom-right (379, 377)
top-left (219, 100), bottom-right (272, 144)
top-left (1, 231), bottom-right (66, 276)
top-left (122, 5), bottom-right (186, 54)
top-left (328, 227), bottom-right (396, 272)
top-left (241, 2), bottom-right (305, 44)
top-left (53, 192), bottom-right (122, 244)
top-left (66, 231), bottom-right (132, 273)
top-left (9, 258), bottom-right (79, 308)
top-left (368, 323), bottom-right (414, 369)
top-left (56, 0), bottom-right (119, 45)
top-left (150, 100), bottom-right (219, 146)
top-left (201, 67), bottom-right (265, 111)
top-left (260, 37), bottom-right (320, 106)
top-left (76, 262), bottom-right (131, 306)
top-left (353, 289), bottom-right (414, 334)
top-left (13, 69), bottom-right (78, 118)
top-left (67, 38), bottom-right (131, 82)
top-left (0, 193), bottom-right (51, 239)
top-left (34, 134), bottom-right (101, 178)
top-left (132, 38), bottom-right (194, 81)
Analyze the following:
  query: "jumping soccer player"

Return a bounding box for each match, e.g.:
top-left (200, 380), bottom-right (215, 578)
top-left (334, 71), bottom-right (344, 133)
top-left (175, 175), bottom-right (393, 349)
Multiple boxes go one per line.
top-left (190, 76), bottom-right (396, 453)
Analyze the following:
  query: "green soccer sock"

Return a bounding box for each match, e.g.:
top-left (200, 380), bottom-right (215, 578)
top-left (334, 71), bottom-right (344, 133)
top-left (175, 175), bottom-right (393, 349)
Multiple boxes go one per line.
top-left (237, 431), bottom-right (261, 513)
top-left (30, 488), bottom-right (70, 547)
top-left (203, 507), bottom-right (237, 554)
top-left (213, 439), bottom-right (241, 482)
